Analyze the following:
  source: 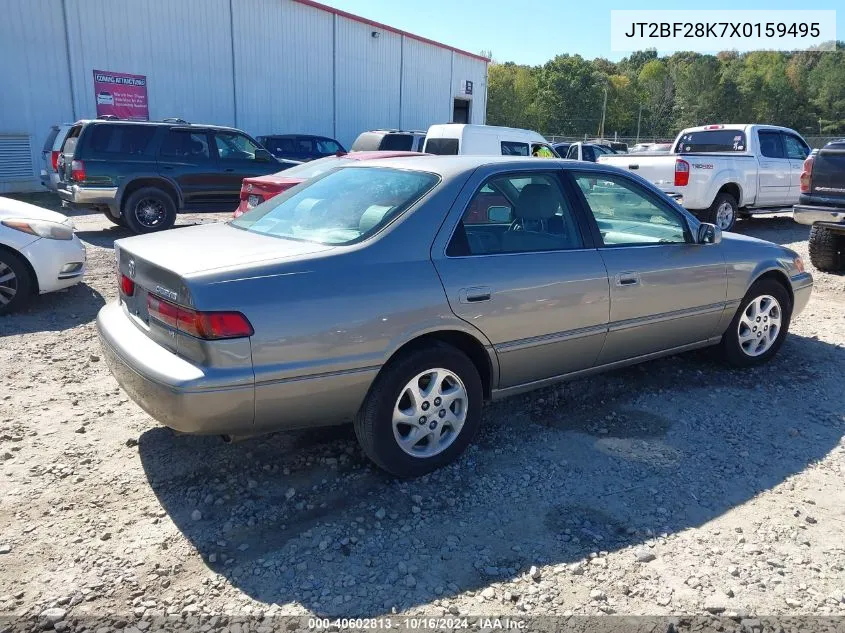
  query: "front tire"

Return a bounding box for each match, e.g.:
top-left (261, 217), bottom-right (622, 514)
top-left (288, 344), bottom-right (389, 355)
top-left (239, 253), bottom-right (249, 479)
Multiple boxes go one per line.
top-left (808, 225), bottom-right (845, 272)
top-left (123, 187), bottom-right (177, 234)
top-left (704, 192), bottom-right (738, 232)
top-left (718, 278), bottom-right (792, 367)
top-left (354, 344), bottom-right (483, 477)
top-left (0, 249), bottom-right (34, 315)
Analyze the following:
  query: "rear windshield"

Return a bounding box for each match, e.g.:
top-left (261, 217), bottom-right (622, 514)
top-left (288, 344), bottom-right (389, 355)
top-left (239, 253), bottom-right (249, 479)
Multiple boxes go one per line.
top-left (425, 138), bottom-right (459, 155)
top-left (231, 167), bottom-right (439, 245)
top-left (379, 134), bottom-right (413, 151)
top-left (350, 132), bottom-right (381, 152)
top-left (675, 130), bottom-right (747, 153)
top-left (62, 124), bottom-right (83, 155)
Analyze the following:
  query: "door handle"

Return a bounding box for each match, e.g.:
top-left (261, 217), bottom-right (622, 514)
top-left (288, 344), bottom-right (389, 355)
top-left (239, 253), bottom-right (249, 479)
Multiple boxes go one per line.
top-left (459, 286), bottom-right (492, 303)
top-left (225, 168), bottom-right (235, 173)
top-left (628, 164), bottom-right (639, 170)
top-left (615, 272), bottom-right (640, 287)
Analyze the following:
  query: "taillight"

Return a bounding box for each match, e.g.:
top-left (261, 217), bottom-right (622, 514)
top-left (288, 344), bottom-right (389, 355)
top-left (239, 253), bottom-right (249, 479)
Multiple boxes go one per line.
top-left (71, 159), bottom-right (86, 181)
top-left (799, 155), bottom-right (814, 193)
top-left (119, 273), bottom-right (135, 296)
top-left (674, 158), bottom-right (690, 187)
top-left (51, 150), bottom-right (60, 171)
top-left (147, 294), bottom-right (253, 340)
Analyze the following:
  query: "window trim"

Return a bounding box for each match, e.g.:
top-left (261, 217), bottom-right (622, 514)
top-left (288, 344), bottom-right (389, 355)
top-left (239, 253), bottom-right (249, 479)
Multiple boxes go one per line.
top-left (443, 168), bottom-right (595, 258)
top-left (564, 169), bottom-right (695, 248)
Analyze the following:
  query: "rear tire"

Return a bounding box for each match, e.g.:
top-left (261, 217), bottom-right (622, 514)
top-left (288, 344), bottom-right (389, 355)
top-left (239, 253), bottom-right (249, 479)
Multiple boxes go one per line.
top-left (718, 278), bottom-right (792, 367)
top-left (0, 249), bottom-right (34, 315)
top-left (123, 187), bottom-right (177, 234)
top-left (354, 344), bottom-right (483, 478)
top-left (703, 192), bottom-right (738, 232)
top-left (808, 225), bottom-right (845, 272)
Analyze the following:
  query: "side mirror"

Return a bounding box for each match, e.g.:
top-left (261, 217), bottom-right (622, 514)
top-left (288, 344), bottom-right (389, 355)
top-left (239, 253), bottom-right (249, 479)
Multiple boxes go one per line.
top-left (697, 222), bottom-right (722, 245)
top-left (487, 206), bottom-right (511, 223)
top-left (254, 148), bottom-right (274, 162)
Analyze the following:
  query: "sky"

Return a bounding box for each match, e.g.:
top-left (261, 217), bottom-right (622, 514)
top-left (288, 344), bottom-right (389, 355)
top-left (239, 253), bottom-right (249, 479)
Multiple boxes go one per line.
top-left (317, 0), bottom-right (843, 65)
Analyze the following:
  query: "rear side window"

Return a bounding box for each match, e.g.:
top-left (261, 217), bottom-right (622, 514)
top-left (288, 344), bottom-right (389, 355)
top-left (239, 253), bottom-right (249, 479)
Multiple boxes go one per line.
top-left (675, 130), bottom-right (747, 153)
top-left (159, 130), bottom-right (211, 161)
top-left (380, 134), bottom-right (413, 151)
top-left (84, 124), bottom-right (156, 155)
top-left (758, 131), bottom-right (785, 158)
top-left (61, 124), bottom-right (83, 156)
top-left (425, 138), bottom-right (459, 155)
top-left (501, 141), bottom-right (529, 156)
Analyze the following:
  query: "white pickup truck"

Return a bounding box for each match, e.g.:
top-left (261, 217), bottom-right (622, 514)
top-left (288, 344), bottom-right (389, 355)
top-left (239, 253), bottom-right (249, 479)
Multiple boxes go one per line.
top-left (597, 124), bottom-right (812, 231)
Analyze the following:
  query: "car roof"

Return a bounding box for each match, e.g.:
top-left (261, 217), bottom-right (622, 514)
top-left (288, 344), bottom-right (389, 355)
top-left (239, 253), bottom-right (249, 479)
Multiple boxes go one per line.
top-left (345, 151), bottom-right (425, 160)
top-left (74, 119), bottom-right (246, 133)
top-left (346, 155), bottom-right (620, 176)
top-left (261, 134), bottom-right (339, 140)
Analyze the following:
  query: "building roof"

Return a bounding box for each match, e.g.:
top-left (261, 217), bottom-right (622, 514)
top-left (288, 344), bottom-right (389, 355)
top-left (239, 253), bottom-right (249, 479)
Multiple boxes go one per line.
top-left (292, 0), bottom-right (490, 63)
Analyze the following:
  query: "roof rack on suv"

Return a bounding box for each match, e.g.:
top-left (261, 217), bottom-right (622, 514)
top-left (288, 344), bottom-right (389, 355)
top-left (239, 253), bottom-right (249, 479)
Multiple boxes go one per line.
top-left (97, 114), bottom-right (120, 120)
top-left (161, 118), bottom-right (189, 124)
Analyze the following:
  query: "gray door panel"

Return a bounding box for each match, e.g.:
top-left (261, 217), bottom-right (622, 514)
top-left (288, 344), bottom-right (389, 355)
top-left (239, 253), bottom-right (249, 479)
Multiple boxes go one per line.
top-left (597, 244), bottom-right (727, 364)
top-left (434, 251), bottom-right (609, 388)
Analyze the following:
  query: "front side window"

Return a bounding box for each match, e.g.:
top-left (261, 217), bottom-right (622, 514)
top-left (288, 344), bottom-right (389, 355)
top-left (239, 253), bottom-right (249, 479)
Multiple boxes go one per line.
top-left (316, 139), bottom-right (342, 154)
top-left (214, 131), bottom-right (260, 161)
top-left (447, 172), bottom-right (583, 256)
top-left (501, 141), bottom-right (529, 156)
top-left (783, 134), bottom-right (809, 160)
top-left (758, 131), bottom-right (785, 159)
top-left (159, 130), bottom-right (211, 162)
top-left (231, 167), bottom-right (438, 245)
top-left (565, 145), bottom-right (578, 159)
top-left (574, 173), bottom-right (689, 246)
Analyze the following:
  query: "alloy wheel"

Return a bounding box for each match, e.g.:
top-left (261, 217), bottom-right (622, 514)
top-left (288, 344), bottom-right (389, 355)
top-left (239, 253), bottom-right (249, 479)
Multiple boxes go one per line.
top-left (716, 201), bottom-right (735, 230)
top-left (737, 294), bottom-right (781, 357)
top-left (0, 261), bottom-right (18, 307)
top-left (392, 368), bottom-right (468, 458)
top-left (135, 198), bottom-right (166, 228)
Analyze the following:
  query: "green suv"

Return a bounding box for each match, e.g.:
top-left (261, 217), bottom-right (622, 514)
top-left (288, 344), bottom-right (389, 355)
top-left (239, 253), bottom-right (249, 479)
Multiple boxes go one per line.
top-left (56, 119), bottom-right (298, 233)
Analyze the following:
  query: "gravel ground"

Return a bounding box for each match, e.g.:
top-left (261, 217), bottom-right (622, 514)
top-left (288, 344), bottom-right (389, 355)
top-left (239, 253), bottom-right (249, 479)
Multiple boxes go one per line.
top-left (1, 196), bottom-right (844, 631)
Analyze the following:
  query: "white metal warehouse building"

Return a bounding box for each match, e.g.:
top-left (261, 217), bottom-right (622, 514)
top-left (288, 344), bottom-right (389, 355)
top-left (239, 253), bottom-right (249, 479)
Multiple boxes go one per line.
top-left (0, 0), bottom-right (489, 193)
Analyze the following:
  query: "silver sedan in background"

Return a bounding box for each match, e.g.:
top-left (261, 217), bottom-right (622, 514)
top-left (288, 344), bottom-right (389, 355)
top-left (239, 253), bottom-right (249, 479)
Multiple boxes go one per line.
top-left (97, 156), bottom-right (812, 477)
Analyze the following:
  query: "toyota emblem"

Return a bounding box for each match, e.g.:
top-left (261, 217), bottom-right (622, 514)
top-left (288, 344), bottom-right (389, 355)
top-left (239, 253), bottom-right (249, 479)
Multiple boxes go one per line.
top-left (246, 183), bottom-right (253, 192)
top-left (127, 259), bottom-right (136, 279)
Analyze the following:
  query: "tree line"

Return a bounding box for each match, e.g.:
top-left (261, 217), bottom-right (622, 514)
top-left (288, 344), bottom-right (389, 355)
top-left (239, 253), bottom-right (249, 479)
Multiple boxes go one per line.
top-left (485, 45), bottom-right (845, 141)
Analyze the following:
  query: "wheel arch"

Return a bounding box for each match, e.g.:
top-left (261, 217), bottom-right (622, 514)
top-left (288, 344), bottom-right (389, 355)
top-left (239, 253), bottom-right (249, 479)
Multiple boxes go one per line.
top-left (717, 182), bottom-right (742, 206)
top-left (118, 176), bottom-right (182, 214)
top-left (382, 328), bottom-right (498, 399)
top-left (749, 267), bottom-right (793, 308)
top-left (0, 243), bottom-right (38, 294)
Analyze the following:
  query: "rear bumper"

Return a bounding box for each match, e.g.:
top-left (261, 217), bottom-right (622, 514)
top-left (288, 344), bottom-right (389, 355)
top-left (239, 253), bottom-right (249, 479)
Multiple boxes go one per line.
top-left (97, 301), bottom-right (255, 435)
top-left (58, 184), bottom-right (118, 208)
top-left (793, 205), bottom-right (845, 227)
top-left (791, 272), bottom-right (813, 318)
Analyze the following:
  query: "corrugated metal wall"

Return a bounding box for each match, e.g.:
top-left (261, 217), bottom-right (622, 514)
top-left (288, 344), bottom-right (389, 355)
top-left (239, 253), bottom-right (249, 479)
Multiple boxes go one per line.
top-left (232, 0), bottom-right (334, 139)
top-left (0, 0), bottom-right (487, 192)
top-left (0, 0), bottom-right (75, 193)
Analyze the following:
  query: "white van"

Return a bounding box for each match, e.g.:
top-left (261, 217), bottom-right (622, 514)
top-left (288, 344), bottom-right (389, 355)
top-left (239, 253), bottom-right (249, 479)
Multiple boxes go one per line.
top-left (423, 124), bottom-right (559, 157)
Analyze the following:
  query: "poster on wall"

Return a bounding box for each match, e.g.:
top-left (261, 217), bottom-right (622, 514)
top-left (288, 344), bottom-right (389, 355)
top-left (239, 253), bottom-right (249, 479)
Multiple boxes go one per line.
top-left (93, 70), bottom-right (149, 120)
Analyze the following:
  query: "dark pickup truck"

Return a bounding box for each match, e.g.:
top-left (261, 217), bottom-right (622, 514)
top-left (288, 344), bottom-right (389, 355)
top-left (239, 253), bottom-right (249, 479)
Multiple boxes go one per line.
top-left (56, 119), bottom-right (297, 234)
top-left (794, 139), bottom-right (845, 272)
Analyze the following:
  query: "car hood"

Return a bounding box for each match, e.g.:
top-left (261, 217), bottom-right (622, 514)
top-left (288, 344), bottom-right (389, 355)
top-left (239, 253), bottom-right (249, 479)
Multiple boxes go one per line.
top-left (115, 222), bottom-right (334, 276)
top-left (0, 197), bottom-right (73, 225)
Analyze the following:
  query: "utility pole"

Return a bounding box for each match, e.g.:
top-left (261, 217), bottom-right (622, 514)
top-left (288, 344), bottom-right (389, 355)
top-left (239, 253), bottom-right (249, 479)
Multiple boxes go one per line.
top-left (598, 86), bottom-right (608, 139)
top-left (636, 104), bottom-right (643, 144)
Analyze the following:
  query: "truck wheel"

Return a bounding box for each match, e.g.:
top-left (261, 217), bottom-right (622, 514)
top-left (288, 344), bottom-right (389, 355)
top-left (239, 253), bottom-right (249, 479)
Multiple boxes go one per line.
top-left (0, 249), bottom-right (34, 315)
top-left (353, 343), bottom-right (483, 478)
top-left (718, 278), bottom-right (791, 368)
top-left (123, 187), bottom-right (177, 234)
top-left (808, 225), bottom-right (845, 272)
top-left (704, 192), bottom-right (738, 231)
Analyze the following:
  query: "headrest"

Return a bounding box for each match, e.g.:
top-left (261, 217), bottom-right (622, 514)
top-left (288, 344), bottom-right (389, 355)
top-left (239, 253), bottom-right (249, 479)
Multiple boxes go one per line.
top-left (358, 204), bottom-right (391, 234)
top-left (515, 184), bottom-right (559, 221)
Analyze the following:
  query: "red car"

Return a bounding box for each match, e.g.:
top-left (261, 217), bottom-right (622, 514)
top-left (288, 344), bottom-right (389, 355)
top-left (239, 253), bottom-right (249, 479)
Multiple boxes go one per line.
top-left (234, 151), bottom-right (425, 217)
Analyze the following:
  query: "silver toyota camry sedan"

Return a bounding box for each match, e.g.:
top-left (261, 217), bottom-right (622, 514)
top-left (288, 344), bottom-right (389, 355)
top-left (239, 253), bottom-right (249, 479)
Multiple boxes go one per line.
top-left (97, 156), bottom-right (813, 477)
